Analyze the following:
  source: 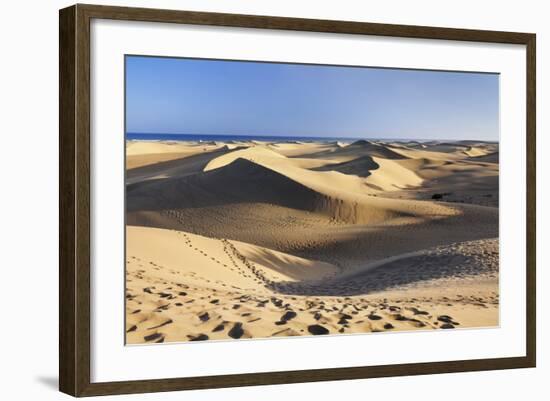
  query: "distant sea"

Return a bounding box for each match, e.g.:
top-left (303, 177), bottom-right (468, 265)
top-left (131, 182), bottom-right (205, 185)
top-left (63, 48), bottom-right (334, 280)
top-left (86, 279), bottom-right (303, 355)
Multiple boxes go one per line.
top-left (125, 132), bottom-right (423, 143)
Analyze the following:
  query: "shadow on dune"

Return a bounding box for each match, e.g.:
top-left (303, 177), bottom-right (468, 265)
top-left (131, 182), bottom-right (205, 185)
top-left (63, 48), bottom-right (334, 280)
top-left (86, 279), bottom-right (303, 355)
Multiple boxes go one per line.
top-left (127, 157), bottom-right (326, 211)
top-left (127, 157), bottom-right (409, 225)
top-left (312, 155), bottom-right (380, 177)
top-left (126, 147), bottom-right (230, 183)
top-left (265, 241), bottom-right (497, 296)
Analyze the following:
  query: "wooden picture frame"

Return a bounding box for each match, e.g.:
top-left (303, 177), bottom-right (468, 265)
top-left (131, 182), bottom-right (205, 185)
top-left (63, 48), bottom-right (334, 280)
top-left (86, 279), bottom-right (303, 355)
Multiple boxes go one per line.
top-left (59, 3), bottom-right (536, 397)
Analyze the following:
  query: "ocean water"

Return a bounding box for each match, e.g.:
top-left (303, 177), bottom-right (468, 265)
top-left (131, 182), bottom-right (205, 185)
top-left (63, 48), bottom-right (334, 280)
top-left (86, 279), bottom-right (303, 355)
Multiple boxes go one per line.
top-left (125, 132), bottom-right (419, 143)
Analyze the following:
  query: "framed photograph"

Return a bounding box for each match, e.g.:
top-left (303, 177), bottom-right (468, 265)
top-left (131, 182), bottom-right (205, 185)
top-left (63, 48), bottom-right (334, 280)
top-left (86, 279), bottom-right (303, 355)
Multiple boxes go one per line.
top-left (59, 4), bottom-right (536, 397)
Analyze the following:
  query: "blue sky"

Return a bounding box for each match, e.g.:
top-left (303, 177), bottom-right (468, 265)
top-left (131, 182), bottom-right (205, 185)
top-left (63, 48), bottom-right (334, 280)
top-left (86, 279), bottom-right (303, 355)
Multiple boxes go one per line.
top-left (125, 56), bottom-right (499, 141)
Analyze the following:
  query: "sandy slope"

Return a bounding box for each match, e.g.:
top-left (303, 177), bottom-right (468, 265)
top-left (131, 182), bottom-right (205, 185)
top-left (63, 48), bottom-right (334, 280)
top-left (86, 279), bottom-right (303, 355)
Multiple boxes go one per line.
top-left (126, 227), bottom-right (498, 343)
top-left (125, 139), bottom-right (499, 343)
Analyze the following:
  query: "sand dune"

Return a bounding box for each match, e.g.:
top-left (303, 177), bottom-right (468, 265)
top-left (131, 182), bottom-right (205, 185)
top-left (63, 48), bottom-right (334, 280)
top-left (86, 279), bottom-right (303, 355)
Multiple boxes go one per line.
top-left (126, 147), bottom-right (231, 185)
top-left (313, 155), bottom-right (380, 177)
top-left (125, 138), bottom-right (499, 343)
top-left (128, 152), bottom-right (462, 227)
top-left (366, 157), bottom-right (424, 191)
top-left (203, 146), bottom-right (285, 171)
top-left (130, 157), bottom-right (393, 224)
top-left (304, 139), bottom-right (409, 161)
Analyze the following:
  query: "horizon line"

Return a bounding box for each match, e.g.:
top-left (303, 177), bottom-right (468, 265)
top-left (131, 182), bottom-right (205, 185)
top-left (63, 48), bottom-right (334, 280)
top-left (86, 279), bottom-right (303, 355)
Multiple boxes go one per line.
top-left (125, 131), bottom-right (499, 143)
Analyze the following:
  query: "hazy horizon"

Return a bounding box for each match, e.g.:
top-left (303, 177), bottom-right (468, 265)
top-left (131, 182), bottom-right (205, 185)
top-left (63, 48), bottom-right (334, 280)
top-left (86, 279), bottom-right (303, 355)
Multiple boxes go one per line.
top-left (125, 131), bottom-right (497, 143)
top-left (126, 56), bottom-right (499, 141)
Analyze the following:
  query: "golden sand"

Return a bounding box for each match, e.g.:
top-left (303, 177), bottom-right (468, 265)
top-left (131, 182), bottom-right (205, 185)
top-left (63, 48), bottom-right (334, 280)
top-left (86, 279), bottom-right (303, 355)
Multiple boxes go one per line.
top-left (125, 139), bottom-right (499, 343)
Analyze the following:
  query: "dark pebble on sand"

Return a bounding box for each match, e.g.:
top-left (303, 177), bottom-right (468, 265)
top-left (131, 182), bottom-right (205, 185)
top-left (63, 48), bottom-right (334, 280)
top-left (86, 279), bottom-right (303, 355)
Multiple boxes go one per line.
top-left (190, 334), bottom-right (209, 341)
top-left (126, 325), bottom-right (137, 333)
top-left (281, 311), bottom-right (297, 322)
top-left (144, 333), bottom-right (163, 342)
top-left (437, 315), bottom-right (454, 323)
top-left (368, 314), bottom-right (382, 321)
top-left (271, 298), bottom-right (283, 307)
top-left (212, 324), bottom-right (225, 332)
top-left (440, 323), bottom-right (455, 329)
top-left (308, 325), bottom-right (329, 335)
top-left (384, 323), bottom-right (394, 330)
top-left (199, 312), bottom-right (210, 322)
top-left (413, 308), bottom-right (429, 315)
top-left (228, 323), bottom-right (244, 339)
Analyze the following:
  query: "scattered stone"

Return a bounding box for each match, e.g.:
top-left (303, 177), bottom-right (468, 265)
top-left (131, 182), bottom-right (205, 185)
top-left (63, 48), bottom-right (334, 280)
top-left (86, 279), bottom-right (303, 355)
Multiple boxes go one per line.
top-left (384, 323), bottom-right (394, 330)
top-left (199, 312), bottom-right (210, 322)
top-left (409, 307), bottom-right (429, 315)
top-left (126, 325), bottom-right (137, 333)
top-left (189, 334), bottom-right (209, 341)
top-left (212, 324), bottom-right (225, 332)
top-left (228, 323), bottom-right (244, 339)
top-left (144, 333), bottom-right (163, 342)
top-left (281, 311), bottom-right (297, 322)
top-left (271, 298), bottom-right (283, 307)
top-left (437, 315), bottom-right (459, 324)
top-left (308, 324), bottom-right (329, 335)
